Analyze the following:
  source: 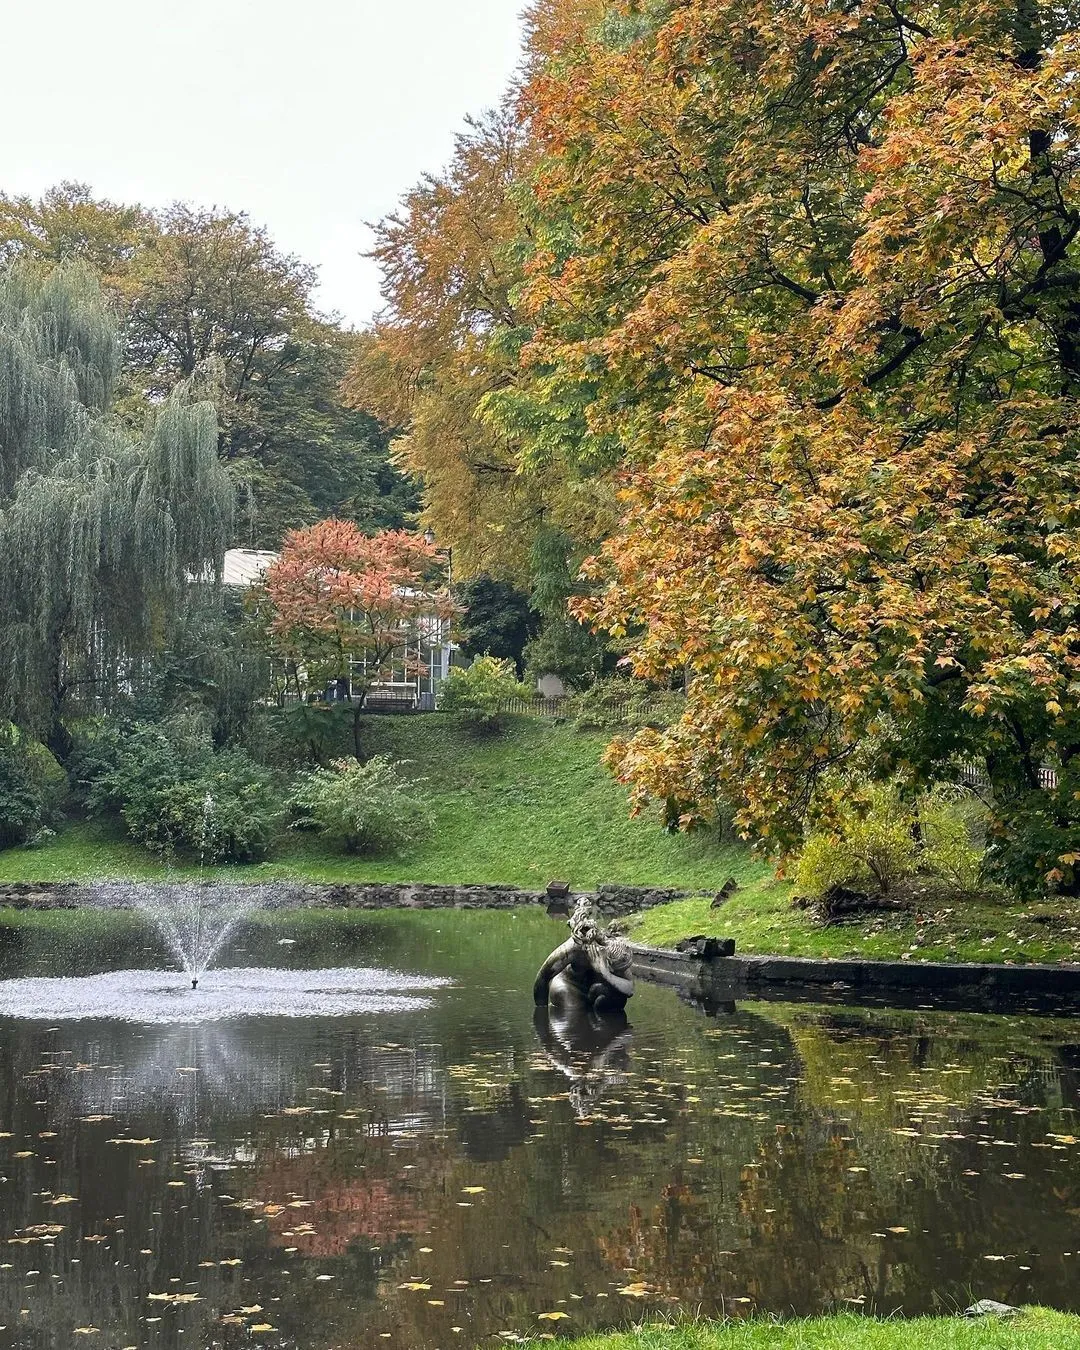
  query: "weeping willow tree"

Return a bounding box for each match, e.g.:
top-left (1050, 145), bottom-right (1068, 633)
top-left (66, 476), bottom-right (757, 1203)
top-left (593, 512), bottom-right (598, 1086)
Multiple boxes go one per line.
top-left (0, 266), bottom-right (233, 756)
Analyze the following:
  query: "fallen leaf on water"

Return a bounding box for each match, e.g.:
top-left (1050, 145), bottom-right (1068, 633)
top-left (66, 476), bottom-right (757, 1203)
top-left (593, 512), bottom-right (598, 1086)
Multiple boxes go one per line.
top-left (462, 1186), bottom-right (486, 1195)
top-left (250, 1325), bottom-right (275, 1333)
top-left (886, 1226), bottom-right (909, 1234)
top-left (49, 1195), bottom-right (77, 1206)
top-left (399, 1282), bottom-right (431, 1292)
top-left (618, 1283), bottom-right (652, 1298)
top-left (73, 1328), bottom-right (99, 1336)
top-left (538, 1311), bottom-right (570, 1321)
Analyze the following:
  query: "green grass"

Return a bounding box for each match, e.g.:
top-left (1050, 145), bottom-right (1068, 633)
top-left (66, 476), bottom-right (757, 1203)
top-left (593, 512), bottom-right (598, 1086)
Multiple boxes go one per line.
top-left (5, 713), bottom-right (1077, 967)
top-left (552, 1310), bottom-right (1080, 1350)
top-left (631, 874), bottom-right (1080, 966)
top-left (0, 715), bottom-right (757, 892)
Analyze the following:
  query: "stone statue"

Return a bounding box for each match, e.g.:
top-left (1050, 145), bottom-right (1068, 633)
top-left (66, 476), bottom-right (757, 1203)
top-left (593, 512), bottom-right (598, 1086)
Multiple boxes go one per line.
top-left (533, 897), bottom-right (634, 1015)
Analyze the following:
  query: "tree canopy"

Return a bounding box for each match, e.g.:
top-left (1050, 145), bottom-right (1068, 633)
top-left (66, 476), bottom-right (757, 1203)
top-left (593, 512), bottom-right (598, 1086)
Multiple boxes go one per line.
top-left (0, 265), bottom-right (233, 754)
top-left (0, 185), bottom-right (418, 546)
top-left (259, 522), bottom-right (451, 757)
top-left (518, 0), bottom-right (1080, 888)
top-left (351, 0), bottom-right (1080, 890)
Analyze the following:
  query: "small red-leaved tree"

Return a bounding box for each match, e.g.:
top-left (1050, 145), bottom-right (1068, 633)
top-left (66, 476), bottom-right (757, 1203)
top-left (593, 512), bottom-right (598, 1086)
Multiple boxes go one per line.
top-left (261, 521), bottom-right (451, 758)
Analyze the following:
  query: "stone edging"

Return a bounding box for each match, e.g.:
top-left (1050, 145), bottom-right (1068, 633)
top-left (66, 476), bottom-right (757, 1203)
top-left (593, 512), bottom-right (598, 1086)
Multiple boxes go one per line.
top-left (0, 879), bottom-right (690, 920)
top-left (630, 942), bottom-right (1080, 1012)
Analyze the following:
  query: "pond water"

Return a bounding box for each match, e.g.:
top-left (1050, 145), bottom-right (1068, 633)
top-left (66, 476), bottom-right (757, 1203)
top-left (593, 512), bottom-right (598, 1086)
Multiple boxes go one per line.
top-left (0, 908), bottom-right (1078, 1348)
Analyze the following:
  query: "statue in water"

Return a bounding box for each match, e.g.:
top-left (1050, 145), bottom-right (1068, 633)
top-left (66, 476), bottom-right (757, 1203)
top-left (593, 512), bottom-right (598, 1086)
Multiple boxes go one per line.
top-left (533, 898), bottom-right (634, 1015)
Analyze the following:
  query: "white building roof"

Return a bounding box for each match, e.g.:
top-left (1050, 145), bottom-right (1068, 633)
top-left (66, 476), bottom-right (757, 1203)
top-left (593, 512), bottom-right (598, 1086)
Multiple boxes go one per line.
top-left (221, 549), bottom-right (279, 587)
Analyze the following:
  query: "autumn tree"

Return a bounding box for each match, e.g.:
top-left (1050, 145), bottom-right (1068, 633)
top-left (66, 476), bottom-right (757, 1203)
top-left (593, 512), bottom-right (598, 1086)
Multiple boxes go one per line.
top-left (518, 0), bottom-right (1080, 890)
top-left (260, 521), bottom-right (450, 758)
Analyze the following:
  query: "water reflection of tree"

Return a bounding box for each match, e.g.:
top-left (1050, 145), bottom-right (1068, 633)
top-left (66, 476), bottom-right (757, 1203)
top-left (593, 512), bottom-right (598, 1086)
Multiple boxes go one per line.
top-left (597, 1008), bottom-right (1080, 1318)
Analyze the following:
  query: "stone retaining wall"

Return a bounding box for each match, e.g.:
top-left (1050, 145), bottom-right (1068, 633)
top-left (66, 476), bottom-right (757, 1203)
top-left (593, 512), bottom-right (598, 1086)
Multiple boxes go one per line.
top-left (630, 941), bottom-right (1080, 1012)
top-left (0, 879), bottom-right (691, 918)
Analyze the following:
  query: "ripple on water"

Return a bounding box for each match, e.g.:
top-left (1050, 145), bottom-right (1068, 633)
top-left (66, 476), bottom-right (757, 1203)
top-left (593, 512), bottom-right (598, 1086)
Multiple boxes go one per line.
top-left (0, 965), bottom-right (452, 1023)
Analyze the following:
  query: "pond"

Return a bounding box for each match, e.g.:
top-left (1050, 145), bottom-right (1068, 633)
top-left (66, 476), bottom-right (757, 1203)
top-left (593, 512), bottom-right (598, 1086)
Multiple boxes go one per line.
top-left (0, 907), bottom-right (1078, 1348)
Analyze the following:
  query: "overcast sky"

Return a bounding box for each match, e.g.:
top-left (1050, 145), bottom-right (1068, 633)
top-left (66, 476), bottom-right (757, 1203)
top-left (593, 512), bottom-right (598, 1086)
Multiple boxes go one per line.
top-left (2, 1), bottom-right (526, 327)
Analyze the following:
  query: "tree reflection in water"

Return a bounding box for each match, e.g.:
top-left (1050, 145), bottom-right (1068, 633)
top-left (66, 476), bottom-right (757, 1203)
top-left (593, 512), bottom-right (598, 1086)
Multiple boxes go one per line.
top-left (0, 913), bottom-right (1077, 1349)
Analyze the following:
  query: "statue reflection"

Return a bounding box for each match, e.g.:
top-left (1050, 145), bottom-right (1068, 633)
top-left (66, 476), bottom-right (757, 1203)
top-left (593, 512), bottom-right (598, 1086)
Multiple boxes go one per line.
top-left (533, 1003), bottom-right (633, 1120)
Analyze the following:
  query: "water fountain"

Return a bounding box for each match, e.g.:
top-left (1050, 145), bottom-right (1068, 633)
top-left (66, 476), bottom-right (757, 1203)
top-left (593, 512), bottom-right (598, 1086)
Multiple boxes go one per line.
top-left (87, 878), bottom-right (262, 988)
top-left (94, 791), bottom-right (261, 988)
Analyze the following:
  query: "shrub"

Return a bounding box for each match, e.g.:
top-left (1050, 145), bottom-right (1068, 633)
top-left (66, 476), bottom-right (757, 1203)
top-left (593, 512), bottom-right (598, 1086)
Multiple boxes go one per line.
top-left (78, 719), bottom-right (283, 862)
top-left (569, 676), bottom-right (682, 730)
top-left (0, 739), bottom-right (47, 848)
top-left (289, 756), bottom-right (432, 855)
top-left (796, 780), bottom-right (918, 899)
top-left (986, 769), bottom-right (1080, 897)
top-left (794, 829), bottom-right (865, 899)
top-left (919, 785), bottom-right (986, 894)
top-left (796, 777), bottom-right (990, 901)
top-left (437, 656), bottom-right (529, 731)
top-left (151, 754), bottom-right (284, 863)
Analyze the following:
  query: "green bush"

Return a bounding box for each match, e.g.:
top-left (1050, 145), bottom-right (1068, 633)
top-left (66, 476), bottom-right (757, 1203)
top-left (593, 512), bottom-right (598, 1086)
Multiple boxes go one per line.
top-left (796, 778), bottom-right (990, 901)
top-left (568, 676), bottom-right (682, 730)
top-left (987, 769), bottom-right (1080, 897)
top-left (0, 739), bottom-right (47, 848)
top-left (77, 719), bottom-right (283, 862)
top-left (796, 781), bottom-right (918, 898)
top-left (919, 785), bottom-right (986, 894)
top-left (794, 829), bottom-right (865, 899)
top-left (151, 754), bottom-right (284, 863)
top-left (289, 755), bottom-right (433, 855)
top-left (437, 656), bottom-right (530, 730)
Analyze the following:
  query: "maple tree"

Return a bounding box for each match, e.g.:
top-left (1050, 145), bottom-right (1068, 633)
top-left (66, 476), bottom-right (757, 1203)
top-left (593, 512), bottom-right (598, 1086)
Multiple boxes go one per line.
top-left (345, 3), bottom-right (618, 583)
top-left (513, 0), bottom-right (1080, 889)
top-left (260, 521), bottom-right (451, 758)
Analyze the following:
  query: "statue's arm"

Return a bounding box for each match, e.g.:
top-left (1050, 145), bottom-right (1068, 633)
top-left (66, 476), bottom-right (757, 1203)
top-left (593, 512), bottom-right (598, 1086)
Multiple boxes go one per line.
top-left (533, 938), bottom-right (575, 1004)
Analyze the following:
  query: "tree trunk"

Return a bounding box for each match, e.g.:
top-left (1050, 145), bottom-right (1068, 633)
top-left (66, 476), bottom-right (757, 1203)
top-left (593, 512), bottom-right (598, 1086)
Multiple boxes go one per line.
top-left (352, 689), bottom-right (369, 762)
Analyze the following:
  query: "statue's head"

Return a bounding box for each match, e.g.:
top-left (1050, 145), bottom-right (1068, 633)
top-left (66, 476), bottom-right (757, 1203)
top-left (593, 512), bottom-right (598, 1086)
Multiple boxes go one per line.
top-left (568, 896), bottom-right (602, 946)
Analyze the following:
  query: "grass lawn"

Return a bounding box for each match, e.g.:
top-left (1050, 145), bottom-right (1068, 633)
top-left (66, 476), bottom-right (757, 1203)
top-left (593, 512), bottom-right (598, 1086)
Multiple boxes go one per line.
top-left (552, 1310), bottom-right (1080, 1350)
top-left (0, 715), bottom-right (758, 892)
top-left (631, 874), bottom-right (1080, 966)
top-left (2, 713), bottom-right (1077, 968)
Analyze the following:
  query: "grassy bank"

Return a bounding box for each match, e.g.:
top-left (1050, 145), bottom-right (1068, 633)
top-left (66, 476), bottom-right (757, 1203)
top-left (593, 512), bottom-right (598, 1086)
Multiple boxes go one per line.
top-left (0, 715), bottom-right (758, 892)
top-left (631, 875), bottom-right (1080, 966)
top-left (551, 1310), bottom-right (1080, 1350)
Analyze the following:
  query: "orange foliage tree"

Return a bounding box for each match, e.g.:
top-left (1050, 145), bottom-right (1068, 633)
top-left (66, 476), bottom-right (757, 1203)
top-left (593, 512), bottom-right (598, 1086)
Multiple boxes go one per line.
top-left (518, 0), bottom-right (1080, 888)
top-left (344, 1), bottom-right (617, 584)
top-left (260, 521), bottom-right (451, 757)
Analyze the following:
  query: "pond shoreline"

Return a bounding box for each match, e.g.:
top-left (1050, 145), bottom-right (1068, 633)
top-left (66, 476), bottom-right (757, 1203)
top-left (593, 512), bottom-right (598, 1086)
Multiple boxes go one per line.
top-left (1, 882), bottom-right (1078, 1010)
top-left (630, 940), bottom-right (1080, 1014)
top-left (0, 877), bottom-right (688, 919)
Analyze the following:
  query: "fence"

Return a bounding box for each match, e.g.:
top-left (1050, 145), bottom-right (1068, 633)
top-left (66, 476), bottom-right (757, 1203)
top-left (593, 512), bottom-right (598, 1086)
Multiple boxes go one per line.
top-left (497, 696), bottom-right (571, 718)
top-left (955, 758), bottom-right (1059, 793)
top-left (494, 693), bottom-right (675, 724)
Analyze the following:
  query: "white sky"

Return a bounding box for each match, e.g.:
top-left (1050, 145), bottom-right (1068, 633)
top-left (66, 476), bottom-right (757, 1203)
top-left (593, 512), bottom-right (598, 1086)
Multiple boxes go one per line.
top-left (1, 1), bottom-right (526, 327)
